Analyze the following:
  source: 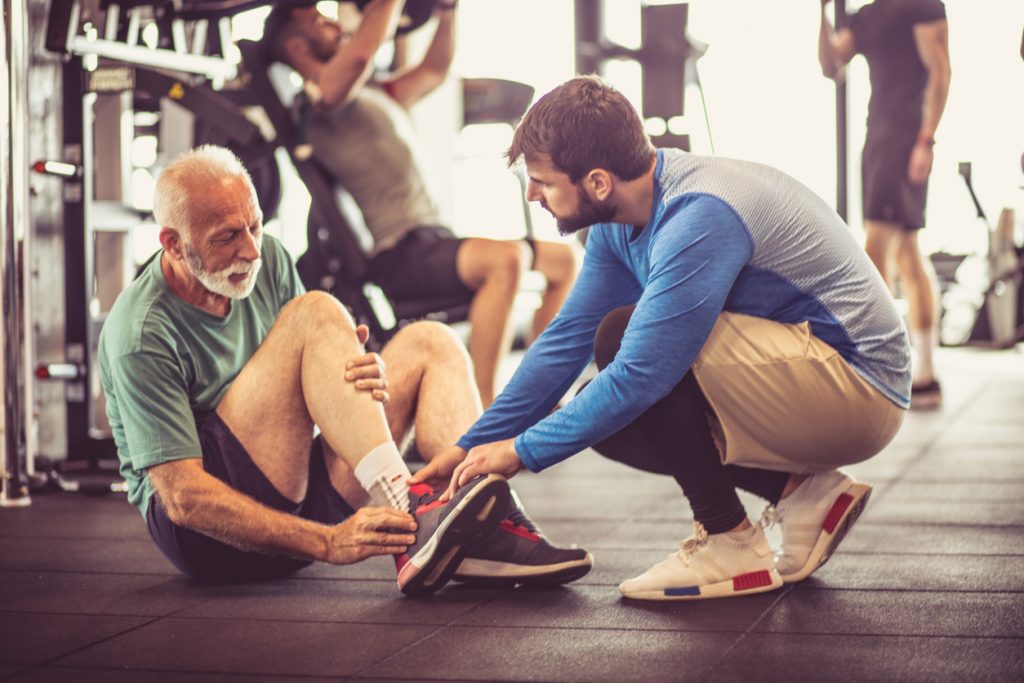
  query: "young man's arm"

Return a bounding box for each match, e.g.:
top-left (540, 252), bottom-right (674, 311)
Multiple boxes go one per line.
top-left (148, 458), bottom-right (415, 564)
top-left (382, 2), bottom-right (457, 109)
top-left (285, 0), bottom-right (405, 108)
top-left (412, 230), bottom-right (641, 491)
top-left (449, 196), bottom-right (753, 489)
top-left (818, 0), bottom-right (856, 80)
top-left (908, 18), bottom-right (951, 184)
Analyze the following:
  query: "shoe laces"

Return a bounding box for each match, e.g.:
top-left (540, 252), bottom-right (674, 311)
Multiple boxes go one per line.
top-left (677, 522), bottom-right (709, 562)
top-left (505, 489), bottom-right (540, 534)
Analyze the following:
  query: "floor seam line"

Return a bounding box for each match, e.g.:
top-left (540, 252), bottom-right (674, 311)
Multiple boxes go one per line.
top-left (347, 584), bottom-right (517, 679)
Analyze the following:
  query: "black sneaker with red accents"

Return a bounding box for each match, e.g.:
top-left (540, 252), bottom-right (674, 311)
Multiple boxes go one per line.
top-left (396, 474), bottom-right (510, 597)
top-left (454, 490), bottom-right (593, 586)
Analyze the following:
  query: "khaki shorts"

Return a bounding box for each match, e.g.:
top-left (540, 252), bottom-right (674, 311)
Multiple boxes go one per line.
top-left (691, 312), bottom-right (906, 474)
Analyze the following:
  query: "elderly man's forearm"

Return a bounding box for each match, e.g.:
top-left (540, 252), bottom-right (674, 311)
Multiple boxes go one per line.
top-left (159, 472), bottom-right (330, 561)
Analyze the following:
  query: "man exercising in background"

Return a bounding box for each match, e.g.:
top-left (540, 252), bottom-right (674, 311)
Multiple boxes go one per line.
top-left (262, 0), bottom-right (581, 406)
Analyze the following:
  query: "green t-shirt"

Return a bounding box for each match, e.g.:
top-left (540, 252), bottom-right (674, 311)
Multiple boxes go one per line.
top-left (99, 235), bottom-right (305, 517)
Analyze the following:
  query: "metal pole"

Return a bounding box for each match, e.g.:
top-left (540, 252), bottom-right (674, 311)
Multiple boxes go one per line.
top-left (835, 0), bottom-right (849, 221)
top-left (2, 0), bottom-right (32, 507)
top-left (574, 0), bottom-right (603, 76)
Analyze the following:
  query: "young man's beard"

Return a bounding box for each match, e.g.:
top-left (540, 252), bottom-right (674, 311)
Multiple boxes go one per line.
top-left (182, 241), bottom-right (262, 300)
top-left (554, 186), bottom-right (618, 236)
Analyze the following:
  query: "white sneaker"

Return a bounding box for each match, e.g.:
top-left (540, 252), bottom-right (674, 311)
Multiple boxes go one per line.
top-left (764, 469), bottom-right (872, 584)
top-left (619, 522), bottom-right (782, 601)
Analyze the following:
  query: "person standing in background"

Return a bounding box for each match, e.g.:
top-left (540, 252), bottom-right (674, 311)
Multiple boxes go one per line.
top-left (818, 0), bottom-right (951, 408)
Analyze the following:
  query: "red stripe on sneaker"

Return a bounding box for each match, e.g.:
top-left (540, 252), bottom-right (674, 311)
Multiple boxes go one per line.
top-left (732, 570), bottom-right (774, 591)
top-left (499, 519), bottom-right (540, 542)
top-left (409, 483), bottom-right (433, 496)
top-left (416, 499), bottom-right (445, 516)
top-left (394, 553), bottom-right (410, 572)
top-left (822, 493), bottom-right (854, 534)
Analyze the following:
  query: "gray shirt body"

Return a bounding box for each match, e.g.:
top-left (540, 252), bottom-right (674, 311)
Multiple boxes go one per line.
top-left (307, 87), bottom-right (441, 255)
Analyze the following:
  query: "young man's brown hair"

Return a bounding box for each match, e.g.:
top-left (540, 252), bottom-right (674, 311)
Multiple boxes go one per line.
top-left (507, 75), bottom-right (656, 183)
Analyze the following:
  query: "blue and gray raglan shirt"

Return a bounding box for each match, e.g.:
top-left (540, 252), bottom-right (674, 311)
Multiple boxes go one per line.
top-left (457, 148), bottom-right (911, 472)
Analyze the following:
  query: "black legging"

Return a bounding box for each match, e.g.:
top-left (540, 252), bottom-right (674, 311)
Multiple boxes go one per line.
top-left (586, 306), bottom-right (789, 534)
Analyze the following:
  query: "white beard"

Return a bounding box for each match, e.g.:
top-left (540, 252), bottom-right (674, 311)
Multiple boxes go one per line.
top-left (183, 242), bottom-right (262, 300)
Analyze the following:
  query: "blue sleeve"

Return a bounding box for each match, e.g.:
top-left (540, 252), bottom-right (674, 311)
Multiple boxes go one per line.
top-left (457, 227), bottom-right (643, 456)
top-left (513, 195), bottom-right (754, 471)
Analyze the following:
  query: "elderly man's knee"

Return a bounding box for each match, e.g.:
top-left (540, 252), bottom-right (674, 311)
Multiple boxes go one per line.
top-left (280, 291), bottom-right (356, 333)
top-left (594, 305), bottom-right (635, 370)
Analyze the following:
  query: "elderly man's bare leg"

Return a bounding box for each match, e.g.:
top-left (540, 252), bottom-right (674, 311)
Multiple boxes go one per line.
top-left (319, 320), bottom-right (481, 508)
top-left (380, 321), bottom-right (482, 457)
top-left (216, 290), bottom-right (403, 506)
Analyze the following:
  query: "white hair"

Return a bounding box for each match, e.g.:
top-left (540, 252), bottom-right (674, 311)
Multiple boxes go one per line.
top-left (152, 145), bottom-right (256, 239)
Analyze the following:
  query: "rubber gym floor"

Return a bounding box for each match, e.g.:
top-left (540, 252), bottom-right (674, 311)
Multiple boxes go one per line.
top-left (0, 345), bottom-right (1022, 682)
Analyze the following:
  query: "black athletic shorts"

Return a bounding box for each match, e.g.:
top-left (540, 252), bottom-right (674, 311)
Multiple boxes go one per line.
top-left (145, 414), bottom-right (355, 581)
top-left (862, 121), bottom-right (928, 230)
top-left (368, 226), bottom-right (536, 301)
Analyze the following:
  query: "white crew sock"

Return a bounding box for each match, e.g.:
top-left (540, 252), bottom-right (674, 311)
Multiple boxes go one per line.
top-left (353, 441), bottom-right (411, 512)
top-left (910, 328), bottom-right (937, 384)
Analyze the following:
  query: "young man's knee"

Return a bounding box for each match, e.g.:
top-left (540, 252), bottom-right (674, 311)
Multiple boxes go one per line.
top-left (594, 305), bottom-right (635, 369)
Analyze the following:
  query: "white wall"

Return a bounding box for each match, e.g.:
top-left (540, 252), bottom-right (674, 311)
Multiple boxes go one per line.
top-left (446, 0), bottom-right (1024, 257)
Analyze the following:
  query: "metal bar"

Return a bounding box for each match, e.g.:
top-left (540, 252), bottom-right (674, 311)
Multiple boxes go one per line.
top-left (68, 36), bottom-right (237, 80)
top-left (171, 17), bottom-right (188, 54)
top-left (835, 0), bottom-right (848, 221)
top-left (574, 0), bottom-right (603, 76)
top-left (62, 57), bottom-right (92, 462)
top-left (126, 9), bottom-right (141, 47)
top-left (134, 68), bottom-right (262, 148)
top-left (2, 0), bottom-right (31, 507)
top-left (44, 0), bottom-right (79, 54)
top-left (190, 18), bottom-right (208, 56)
top-left (104, 3), bottom-right (120, 41)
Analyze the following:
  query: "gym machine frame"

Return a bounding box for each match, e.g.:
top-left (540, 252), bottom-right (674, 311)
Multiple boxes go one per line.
top-left (35, 0), bottom-right (533, 495)
top-left (37, 0), bottom-right (276, 492)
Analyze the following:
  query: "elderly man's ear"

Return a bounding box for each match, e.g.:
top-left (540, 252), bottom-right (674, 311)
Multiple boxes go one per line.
top-left (159, 227), bottom-right (185, 260)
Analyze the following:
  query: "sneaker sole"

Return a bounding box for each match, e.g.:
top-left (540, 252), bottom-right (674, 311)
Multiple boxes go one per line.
top-left (780, 482), bottom-right (872, 584)
top-left (620, 567), bottom-right (783, 601)
top-left (910, 393), bottom-right (942, 410)
top-left (398, 475), bottom-right (511, 597)
top-left (453, 553), bottom-right (594, 586)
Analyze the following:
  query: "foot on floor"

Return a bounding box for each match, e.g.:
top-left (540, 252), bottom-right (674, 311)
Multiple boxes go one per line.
top-left (765, 469), bottom-right (873, 583)
top-left (454, 489), bottom-right (593, 586)
top-left (619, 522), bottom-right (782, 601)
top-left (396, 474), bottom-right (511, 596)
top-left (911, 379), bottom-right (943, 410)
